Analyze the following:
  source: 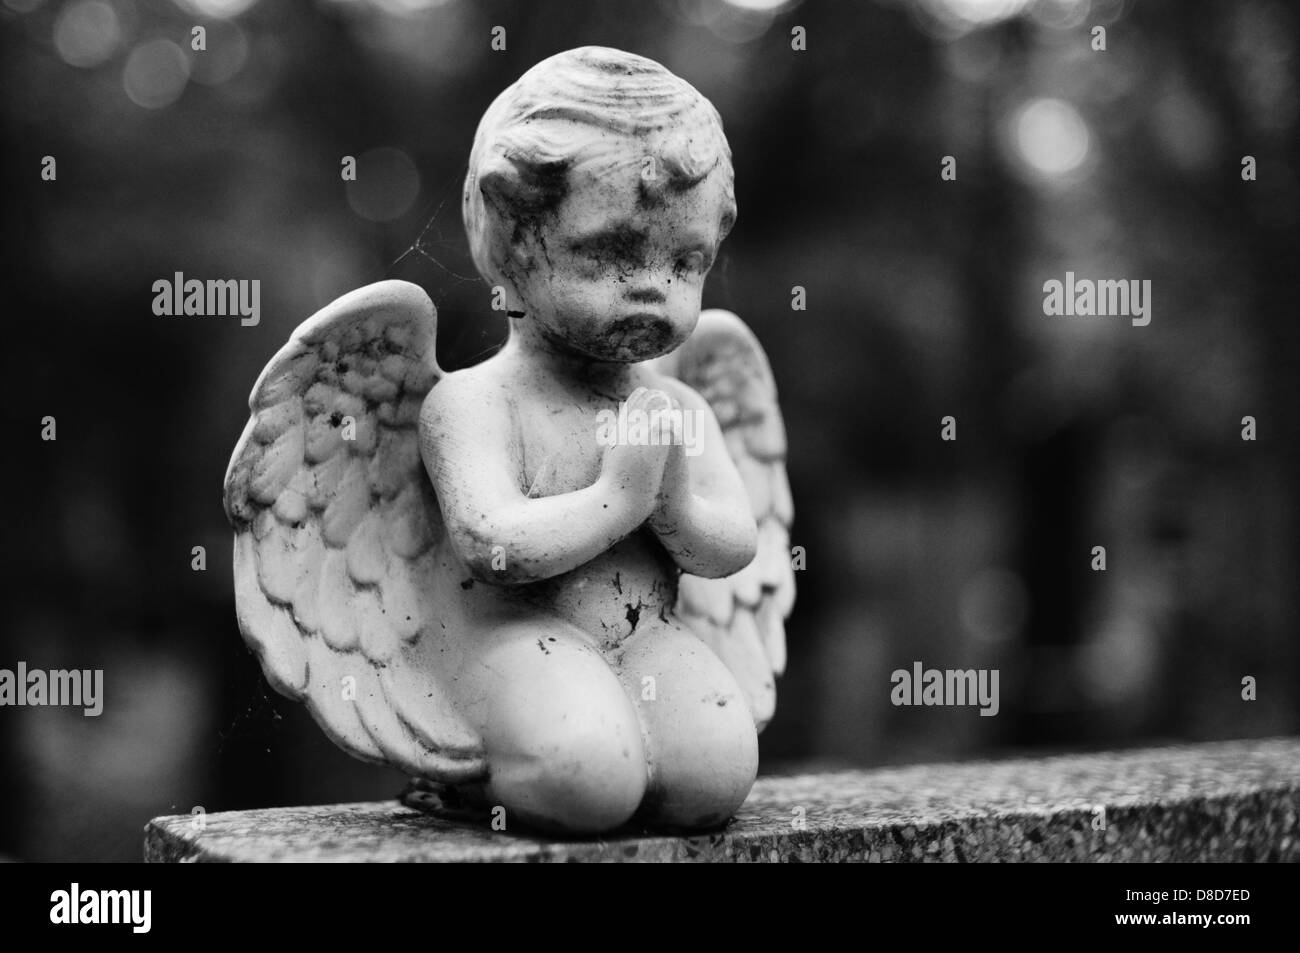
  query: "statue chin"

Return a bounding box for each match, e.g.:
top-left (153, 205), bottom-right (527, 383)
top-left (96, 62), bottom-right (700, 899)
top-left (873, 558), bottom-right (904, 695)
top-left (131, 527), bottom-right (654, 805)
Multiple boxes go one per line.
top-left (561, 317), bottom-right (692, 364)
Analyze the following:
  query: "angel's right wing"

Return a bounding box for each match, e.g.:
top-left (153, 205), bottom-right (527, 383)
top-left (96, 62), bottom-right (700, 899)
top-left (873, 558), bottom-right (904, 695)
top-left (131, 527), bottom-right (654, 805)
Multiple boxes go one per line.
top-left (223, 280), bottom-right (486, 783)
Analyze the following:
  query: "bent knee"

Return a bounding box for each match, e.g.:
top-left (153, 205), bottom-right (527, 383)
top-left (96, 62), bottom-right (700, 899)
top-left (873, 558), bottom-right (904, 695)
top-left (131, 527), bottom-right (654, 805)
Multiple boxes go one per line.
top-left (473, 638), bottom-right (648, 833)
top-left (486, 717), bottom-right (647, 834)
top-left (620, 628), bottom-right (760, 829)
top-left (638, 700), bottom-right (758, 830)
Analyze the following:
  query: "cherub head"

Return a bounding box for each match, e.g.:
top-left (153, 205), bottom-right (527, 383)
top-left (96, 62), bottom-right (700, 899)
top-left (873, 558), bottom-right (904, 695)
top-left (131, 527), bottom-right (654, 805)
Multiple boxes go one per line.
top-left (464, 46), bottom-right (736, 362)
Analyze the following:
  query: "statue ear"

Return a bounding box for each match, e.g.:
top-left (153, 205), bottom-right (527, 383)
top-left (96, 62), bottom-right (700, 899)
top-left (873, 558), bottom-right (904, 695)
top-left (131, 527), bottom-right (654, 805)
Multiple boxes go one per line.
top-left (478, 152), bottom-right (570, 216)
top-left (477, 153), bottom-right (569, 275)
top-left (476, 155), bottom-right (522, 211)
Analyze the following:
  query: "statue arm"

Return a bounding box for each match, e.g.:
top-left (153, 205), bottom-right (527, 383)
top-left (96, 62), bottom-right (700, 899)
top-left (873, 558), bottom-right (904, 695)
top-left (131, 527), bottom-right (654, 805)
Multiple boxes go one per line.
top-left (648, 377), bottom-right (758, 579)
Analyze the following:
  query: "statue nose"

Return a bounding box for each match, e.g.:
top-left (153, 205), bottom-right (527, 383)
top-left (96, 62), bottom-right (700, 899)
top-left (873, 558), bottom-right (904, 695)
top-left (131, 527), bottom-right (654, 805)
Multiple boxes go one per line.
top-left (625, 286), bottom-right (667, 305)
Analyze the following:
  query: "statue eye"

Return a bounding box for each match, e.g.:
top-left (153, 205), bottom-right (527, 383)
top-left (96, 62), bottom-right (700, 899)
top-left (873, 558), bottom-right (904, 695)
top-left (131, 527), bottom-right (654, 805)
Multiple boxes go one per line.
top-left (570, 226), bottom-right (648, 266)
top-left (570, 239), bottom-right (604, 260)
top-left (675, 250), bottom-right (708, 273)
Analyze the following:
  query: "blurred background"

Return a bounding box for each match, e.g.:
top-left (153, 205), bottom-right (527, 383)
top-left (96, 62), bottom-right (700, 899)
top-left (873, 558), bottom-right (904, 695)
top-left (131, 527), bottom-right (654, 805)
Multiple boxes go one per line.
top-left (2, 0), bottom-right (1297, 861)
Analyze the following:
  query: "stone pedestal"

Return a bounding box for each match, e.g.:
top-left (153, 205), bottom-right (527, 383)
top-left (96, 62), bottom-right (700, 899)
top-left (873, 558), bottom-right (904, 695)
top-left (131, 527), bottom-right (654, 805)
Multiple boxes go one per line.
top-left (145, 738), bottom-right (1300, 862)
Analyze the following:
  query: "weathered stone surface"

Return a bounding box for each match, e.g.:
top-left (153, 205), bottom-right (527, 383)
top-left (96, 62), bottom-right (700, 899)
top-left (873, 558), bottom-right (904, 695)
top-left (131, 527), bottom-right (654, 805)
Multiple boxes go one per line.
top-left (146, 737), bottom-right (1300, 862)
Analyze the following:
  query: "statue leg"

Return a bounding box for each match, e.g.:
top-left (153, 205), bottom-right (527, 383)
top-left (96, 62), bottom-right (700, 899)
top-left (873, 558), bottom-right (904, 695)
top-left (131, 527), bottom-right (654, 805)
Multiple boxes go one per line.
top-left (453, 617), bottom-right (648, 835)
top-left (616, 618), bottom-right (759, 830)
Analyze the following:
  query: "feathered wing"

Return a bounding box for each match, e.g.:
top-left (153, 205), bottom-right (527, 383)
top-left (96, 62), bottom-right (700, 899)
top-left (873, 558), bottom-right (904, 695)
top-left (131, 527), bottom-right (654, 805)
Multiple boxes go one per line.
top-left (223, 280), bottom-right (486, 782)
top-left (661, 309), bottom-right (795, 731)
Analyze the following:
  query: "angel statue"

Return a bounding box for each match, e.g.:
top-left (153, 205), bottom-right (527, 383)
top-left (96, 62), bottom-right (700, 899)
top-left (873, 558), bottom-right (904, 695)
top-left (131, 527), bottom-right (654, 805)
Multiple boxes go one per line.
top-left (223, 47), bottom-right (794, 835)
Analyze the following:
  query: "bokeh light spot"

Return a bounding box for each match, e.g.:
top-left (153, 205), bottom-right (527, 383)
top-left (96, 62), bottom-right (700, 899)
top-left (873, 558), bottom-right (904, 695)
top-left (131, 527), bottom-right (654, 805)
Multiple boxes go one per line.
top-left (123, 40), bottom-right (191, 110)
top-left (345, 147), bottom-right (421, 223)
top-left (1079, 620), bottom-right (1157, 704)
top-left (1014, 97), bottom-right (1091, 178)
top-left (720, 0), bottom-right (788, 10)
top-left (913, 0), bottom-right (1033, 37)
top-left (54, 0), bottom-right (121, 69)
top-left (188, 20), bottom-right (250, 86)
top-left (370, 0), bottom-right (456, 12)
top-left (663, 0), bottom-right (783, 43)
top-left (959, 567), bottom-right (1030, 645)
top-left (173, 0), bottom-right (260, 18)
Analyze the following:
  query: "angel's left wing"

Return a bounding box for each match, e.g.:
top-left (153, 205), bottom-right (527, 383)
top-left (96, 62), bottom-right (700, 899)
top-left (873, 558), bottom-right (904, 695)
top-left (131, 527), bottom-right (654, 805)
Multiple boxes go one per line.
top-left (657, 309), bottom-right (795, 730)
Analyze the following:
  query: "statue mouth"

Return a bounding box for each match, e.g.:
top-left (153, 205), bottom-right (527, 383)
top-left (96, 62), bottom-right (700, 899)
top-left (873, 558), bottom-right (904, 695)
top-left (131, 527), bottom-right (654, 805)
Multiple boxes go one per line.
top-left (606, 314), bottom-right (676, 357)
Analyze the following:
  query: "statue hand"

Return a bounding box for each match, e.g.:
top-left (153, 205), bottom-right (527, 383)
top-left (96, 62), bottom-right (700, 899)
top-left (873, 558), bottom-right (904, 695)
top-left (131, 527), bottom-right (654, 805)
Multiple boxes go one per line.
top-left (599, 387), bottom-right (674, 523)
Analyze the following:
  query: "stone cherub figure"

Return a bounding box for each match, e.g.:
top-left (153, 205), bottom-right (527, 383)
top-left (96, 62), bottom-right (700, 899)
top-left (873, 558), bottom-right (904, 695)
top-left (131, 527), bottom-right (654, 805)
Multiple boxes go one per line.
top-left (224, 47), bottom-right (793, 834)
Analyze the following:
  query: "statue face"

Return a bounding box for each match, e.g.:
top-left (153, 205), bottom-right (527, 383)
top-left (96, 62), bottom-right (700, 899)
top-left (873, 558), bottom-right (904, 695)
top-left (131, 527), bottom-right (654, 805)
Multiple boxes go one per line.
top-left (510, 157), bottom-right (731, 363)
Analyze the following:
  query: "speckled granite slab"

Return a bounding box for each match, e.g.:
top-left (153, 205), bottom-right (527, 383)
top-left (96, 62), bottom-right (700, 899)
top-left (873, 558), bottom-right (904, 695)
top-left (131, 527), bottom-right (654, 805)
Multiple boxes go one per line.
top-left (145, 737), bottom-right (1300, 862)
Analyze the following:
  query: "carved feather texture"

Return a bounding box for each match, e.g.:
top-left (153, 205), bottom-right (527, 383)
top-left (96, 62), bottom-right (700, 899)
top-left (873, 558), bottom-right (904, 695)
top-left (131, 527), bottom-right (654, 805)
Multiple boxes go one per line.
top-left (223, 281), bottom-right (485, 782)
top-left (666, 309), bottom-right (796, 731)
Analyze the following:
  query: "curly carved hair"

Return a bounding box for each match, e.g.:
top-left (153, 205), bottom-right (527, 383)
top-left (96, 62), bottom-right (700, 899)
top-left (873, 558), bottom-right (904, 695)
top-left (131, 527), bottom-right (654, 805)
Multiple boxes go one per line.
top-left (463, 46), bottom-right (736, 287)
